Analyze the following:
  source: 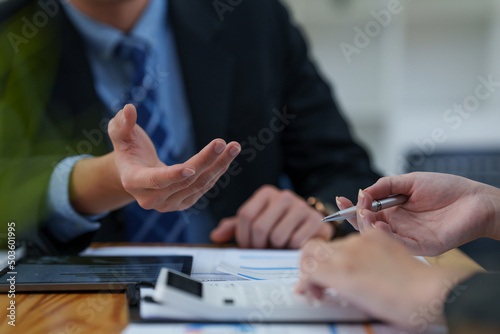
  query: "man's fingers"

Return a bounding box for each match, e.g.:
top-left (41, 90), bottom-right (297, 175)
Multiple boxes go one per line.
top-left (250, 192), bottom-right (299, 249)
top-left (160, 143), bottom-right (237, 202)
top-left (189, 141), bottom-right (240, 193)
top-left (236, 186), bottom-right (276, 248)
top-left (123, 103), bottom-right (138, 126)
top-left (210, 218), bottom-right (237, 244)
top-left (108, 104), bottom-right (137, 142)
top-left (185, 139), bottom-right (228, 174)
top-left (125, 164), bottom-right (195, 192)
top-left (286, 217), bottom-right (325, 249)
top-left (172, 142), bottom-right (241, 207)
top-left (268, 206), bottom-right (308, 248)
top-left (108, 104), bottom-right (153, 154)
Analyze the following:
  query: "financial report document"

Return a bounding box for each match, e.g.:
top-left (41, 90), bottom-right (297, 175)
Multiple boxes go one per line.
top-left (82, 246), bottom-right (437, 333)
top-left (81, 246), bottom-right (302, 281)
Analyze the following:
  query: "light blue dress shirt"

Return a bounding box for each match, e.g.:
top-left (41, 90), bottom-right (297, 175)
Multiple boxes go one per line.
top-left (46, 0), bottom-right (216, 244)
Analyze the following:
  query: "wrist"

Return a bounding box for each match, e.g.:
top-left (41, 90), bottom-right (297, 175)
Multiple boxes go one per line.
top-left (70, 152), bottom-right (133, 215)
top-left (480, 183), bottom-right (500, 240)
top-left (434, 268), bottom-right (472, 318)
top-left (407, 268), bottom-right (469, 329)
top-left (102, 151), bottom-right (127, 195)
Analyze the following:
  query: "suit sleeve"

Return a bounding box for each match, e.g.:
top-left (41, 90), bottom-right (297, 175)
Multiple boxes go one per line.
top-left (0, 2), bottom-right (107, 251)
top-left (276, 1), bottom-right (380, 208)
top-left (445, 273), bottom-right (500, 333)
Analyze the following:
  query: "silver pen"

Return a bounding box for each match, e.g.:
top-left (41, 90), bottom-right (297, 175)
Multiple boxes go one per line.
top-left (322, 194), bottom-right (408, 222)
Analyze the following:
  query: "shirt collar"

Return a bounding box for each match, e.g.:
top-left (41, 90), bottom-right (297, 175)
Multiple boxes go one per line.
top-left (62, 0), bottom-right (168, 59)
top-left (130, 0), bottom-right (168, 50)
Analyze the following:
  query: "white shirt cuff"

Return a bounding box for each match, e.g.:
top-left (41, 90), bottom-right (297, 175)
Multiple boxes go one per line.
top-left (45, 155), bottom-right (108, 242)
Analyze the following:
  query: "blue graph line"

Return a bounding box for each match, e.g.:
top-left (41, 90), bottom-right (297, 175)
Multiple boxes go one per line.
top-left (239, 266), bottom-right (298, 270)
top-left (237, 273), bottom-right (265, 280)
top-left (239, 256), bottom-right (298, 260)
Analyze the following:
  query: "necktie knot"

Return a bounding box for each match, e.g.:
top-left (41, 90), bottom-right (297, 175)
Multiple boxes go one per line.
top-left (115, 39), bottom-right (150, 87)
top-left (115, 38), bottom-right (150, 62)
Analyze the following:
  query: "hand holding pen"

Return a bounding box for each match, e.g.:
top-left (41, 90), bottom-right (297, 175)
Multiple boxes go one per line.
top-left (332, 173), bottom-right (496, 256)
top-left (323, 194), bottom-right (408, 222)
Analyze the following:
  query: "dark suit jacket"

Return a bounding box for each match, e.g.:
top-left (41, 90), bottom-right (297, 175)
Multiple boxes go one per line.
top-left (0, 0), bottom-right (379, 252)
top-left (445, 273), bottom-right (500, 334)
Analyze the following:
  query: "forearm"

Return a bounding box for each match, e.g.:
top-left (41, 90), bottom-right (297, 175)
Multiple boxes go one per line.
top-left (398, 267), bottom-right (473, 331)
top-left (70, 152), bottom-right (133, 215)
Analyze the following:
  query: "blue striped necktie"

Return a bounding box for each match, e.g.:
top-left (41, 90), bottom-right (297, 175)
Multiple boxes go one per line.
top-left (115, 38), bottom-right (185, 242)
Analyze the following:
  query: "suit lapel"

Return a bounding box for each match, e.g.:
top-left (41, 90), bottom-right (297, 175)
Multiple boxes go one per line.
top-left (169, 0), bottom-right (235, 149)
top-left (49, 7), bottom-right (110, 143)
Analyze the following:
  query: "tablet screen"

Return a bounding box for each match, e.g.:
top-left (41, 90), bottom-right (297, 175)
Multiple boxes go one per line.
top-left (0, 255), bottom-right (192, 292)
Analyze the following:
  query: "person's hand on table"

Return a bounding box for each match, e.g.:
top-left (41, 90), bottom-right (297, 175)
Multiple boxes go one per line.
top-left (70, 104), bottom-right (241, 215)
top-left (295, 230), bottom-right (471, 330)
top-left (210, 185), bottom-right (333, 249)
top-left (336, 172), bottom-right (500, 256)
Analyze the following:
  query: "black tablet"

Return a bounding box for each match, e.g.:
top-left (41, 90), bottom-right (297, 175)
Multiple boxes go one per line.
top-left (0, 255), bottom-right (192, 292)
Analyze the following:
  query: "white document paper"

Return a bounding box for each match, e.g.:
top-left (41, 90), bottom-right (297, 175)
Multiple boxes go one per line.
top-left (81, 246), bottom-right (302, 281)
top-left (122, 323), bottom-right (337, 334)
top-left (122, 322), bottom-right (445, 334)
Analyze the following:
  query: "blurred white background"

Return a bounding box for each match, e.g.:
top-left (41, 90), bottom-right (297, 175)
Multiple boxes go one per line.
top-left (283, 0), bottom-right (500, 176)
top-left (3, 0), bottom-right (498, 176)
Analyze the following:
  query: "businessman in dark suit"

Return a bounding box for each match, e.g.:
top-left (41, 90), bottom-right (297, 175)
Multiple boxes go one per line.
top-left (0, 0), bottom-right (379, 252)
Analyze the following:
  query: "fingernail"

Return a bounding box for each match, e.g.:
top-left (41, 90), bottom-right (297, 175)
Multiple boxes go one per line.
top-left (358, 189), bottom-right (366, 207)
top-left (214, 141), bottom-right (226, 154)
top-left (335, 196), bottom-right (341, 209)
top-left (358, 209), bottom-right (365, 218)
top-left (371, 223), bottom-right (376, 229)
top-left (182, 168), bottom-right (195, 177)
top-left (230, 146), bottom-right (241, 157)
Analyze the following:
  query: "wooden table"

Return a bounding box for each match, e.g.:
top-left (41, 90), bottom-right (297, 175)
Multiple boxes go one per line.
top-left (0, 247), bottom-right (485, 334)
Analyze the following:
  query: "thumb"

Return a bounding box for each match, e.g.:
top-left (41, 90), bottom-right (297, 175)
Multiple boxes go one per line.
top-left (122, 104), bottom-right (138, 127)
top-left (210, 218), bottom-right (237, 244)
top-left (108, 104), bottom-right (138, 144)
